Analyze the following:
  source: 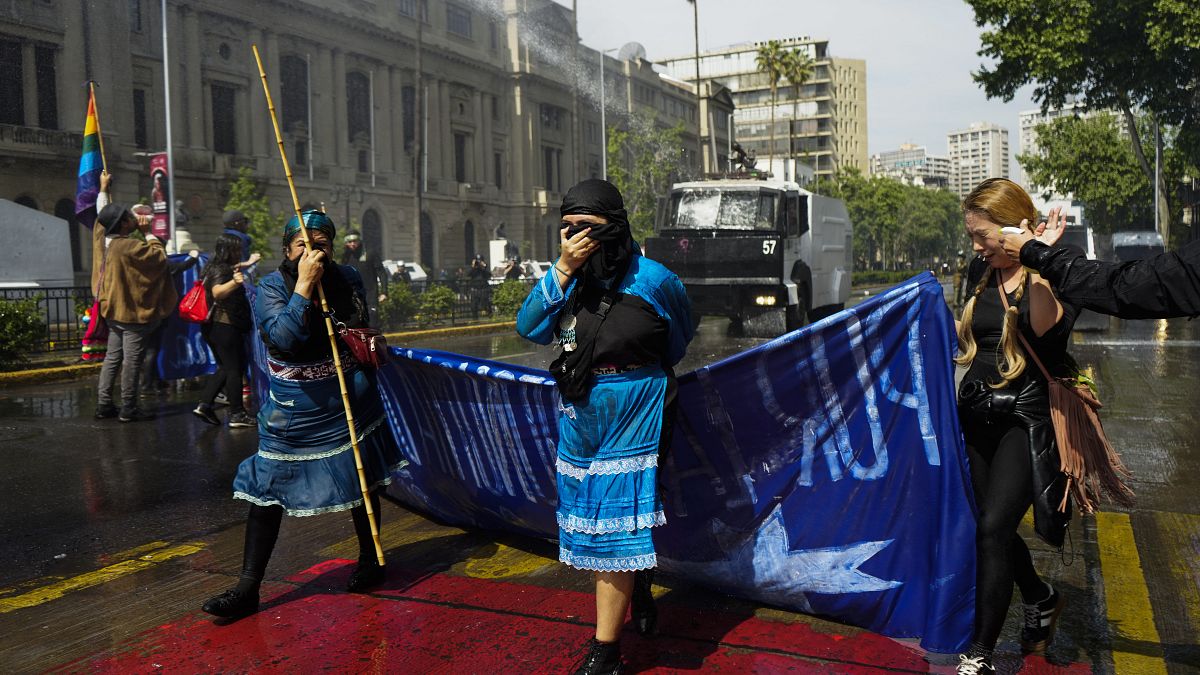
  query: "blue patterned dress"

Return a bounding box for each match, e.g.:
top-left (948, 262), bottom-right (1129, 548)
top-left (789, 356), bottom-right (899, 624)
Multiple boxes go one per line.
top-left (517, 254), bottom-right (693, 571)
top-left (232, 266), bottom-right (406, 516)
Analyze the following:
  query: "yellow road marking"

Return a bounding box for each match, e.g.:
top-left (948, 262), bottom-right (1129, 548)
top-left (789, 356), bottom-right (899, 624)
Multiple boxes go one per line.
top-left (0, 541), bottom-right (169, 598)
top-left (1095, 511), bottom-right (1167, 674)
top-left (100, 540), bottom-right (170, 563)
top-left (318, 511), bottom-right (467, 559)
top-left (0, 543), bottom-right (205, 614)
top-left (463, 543), bottom-right (554, 580)
top-left (1151, 511), bottom-right (1200, 647)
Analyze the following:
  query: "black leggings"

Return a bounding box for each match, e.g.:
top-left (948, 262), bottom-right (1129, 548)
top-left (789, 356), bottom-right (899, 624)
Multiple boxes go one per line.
top-left (964, 420), bottom-right (1048, 649)
top-left (200, 322), bottom-right (248, 414)
top-left (237, 492), bottom-right (384, 588)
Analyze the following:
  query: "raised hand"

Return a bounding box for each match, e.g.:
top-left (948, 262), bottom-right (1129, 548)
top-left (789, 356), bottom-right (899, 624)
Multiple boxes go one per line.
top-left (1037, 206), bottom-right (1067, 247)
top-left (557, 226), bottom-right (597, 275)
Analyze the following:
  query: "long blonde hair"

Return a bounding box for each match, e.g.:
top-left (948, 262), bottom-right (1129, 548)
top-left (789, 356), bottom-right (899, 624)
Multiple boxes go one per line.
top-left (955, 178), bottom-right (1039, 389)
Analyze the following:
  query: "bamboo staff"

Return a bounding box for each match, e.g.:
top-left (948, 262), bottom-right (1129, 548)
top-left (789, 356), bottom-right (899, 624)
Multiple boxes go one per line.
top-left (88, 81), bottom-right (108, 172)
top-left (252, 45), bottom-right (384, 566)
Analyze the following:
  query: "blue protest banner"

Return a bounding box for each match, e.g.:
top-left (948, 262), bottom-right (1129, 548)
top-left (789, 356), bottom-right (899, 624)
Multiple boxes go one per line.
top-left (378, 272), bottom-right (976, 652)
top-left (157, 253), bottom-right (216, 380)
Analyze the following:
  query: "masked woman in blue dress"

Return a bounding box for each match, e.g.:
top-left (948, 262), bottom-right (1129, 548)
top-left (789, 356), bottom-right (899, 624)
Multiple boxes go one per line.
top-left (517, 180), bottom-right (694, 675)
top-left (201, 210), bottom-right (406, 620)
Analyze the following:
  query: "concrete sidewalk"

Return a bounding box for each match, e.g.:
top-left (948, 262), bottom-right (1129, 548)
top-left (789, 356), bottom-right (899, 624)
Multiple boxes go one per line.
top-left (0, 320), bottom-right (517, 387)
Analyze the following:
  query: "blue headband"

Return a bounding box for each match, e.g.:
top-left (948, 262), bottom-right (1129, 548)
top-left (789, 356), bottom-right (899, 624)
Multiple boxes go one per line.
top-left (283, 209), bottom-right (337, 241)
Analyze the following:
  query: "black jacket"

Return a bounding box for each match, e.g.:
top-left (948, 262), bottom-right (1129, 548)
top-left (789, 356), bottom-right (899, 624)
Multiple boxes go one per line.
top-left (1021, 238), bottom-right (1200, 319)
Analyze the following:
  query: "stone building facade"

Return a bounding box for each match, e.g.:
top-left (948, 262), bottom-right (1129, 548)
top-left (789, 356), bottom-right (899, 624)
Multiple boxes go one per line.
top-left (660, 37), bottom-right (868, 182)
top-left (0, 0), bottom-right (730, 286)
top-left (946, 121), bottom-right (1009, 199)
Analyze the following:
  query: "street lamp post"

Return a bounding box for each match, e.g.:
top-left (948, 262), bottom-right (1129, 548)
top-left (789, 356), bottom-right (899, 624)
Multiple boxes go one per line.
top-left (599, 47), bottom-right (619, 181)
top-left (688, 0), bottom-right (704, 175)
top-left (331, 185), bottom-right (362, 234)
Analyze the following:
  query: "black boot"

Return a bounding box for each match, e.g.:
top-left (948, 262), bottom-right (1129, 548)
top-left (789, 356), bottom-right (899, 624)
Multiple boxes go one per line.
top-left (630, 569), bottom-right (658, 636)
top-left (201, 587), bottom-right (259, 619)
top-left (572, 638), bottom-right (621, 675)
top-left (346, 558), bottom-right (386, 593)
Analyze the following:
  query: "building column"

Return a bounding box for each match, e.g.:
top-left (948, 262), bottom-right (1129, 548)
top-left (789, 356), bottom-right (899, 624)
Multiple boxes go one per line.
top-left (481, 91), bottom-right (493, 186)
top-left (249, 29), bottom-right (269, 158)
top-left (263, 31), bottom-right (281, 169)
top-left (438, 79), bottom-right (451, 181)
top-left (473, 90), bottom-right (485, 184)
top-left (59, 0), bottom-right (88, 128)
top-left (388, 66), bottom-right (404, 184)
top-left (182, 6), bottom-right (203, 148)
top-left (21, 42), bottom-right (39, 127)
top-left (312, 45), bottom-right (334, 169)
top-left (375, 65), bottom-right (393, 175)
top-left (425, 78), bottom-right (442, 181)
top-left (332, 48), bottom-right (347, 169)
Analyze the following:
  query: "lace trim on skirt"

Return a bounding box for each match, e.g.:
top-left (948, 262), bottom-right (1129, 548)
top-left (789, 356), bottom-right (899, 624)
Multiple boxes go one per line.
top-left (559, 548), bottom-right (657, 572)
top-left (555, 453), bottom-right (658, 481)
top-left (557, 510), bottom-right (666, 535)
top-left (232, 461), bottom-right (406, 517)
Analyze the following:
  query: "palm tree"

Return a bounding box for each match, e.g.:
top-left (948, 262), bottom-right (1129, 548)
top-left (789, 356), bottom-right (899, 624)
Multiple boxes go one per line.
top-left (782, 50), bottom-right (814, 180)
top-left (755, 40), bottom-right (787, 175)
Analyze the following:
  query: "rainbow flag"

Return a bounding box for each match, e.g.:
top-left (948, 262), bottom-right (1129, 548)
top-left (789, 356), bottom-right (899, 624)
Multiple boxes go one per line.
top-left (74, 89), bottom-right (103, 229)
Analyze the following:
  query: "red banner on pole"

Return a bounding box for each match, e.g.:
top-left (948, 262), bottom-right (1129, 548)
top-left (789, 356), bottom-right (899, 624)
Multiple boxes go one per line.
top-left (149, 153), bottom-right (171, 241)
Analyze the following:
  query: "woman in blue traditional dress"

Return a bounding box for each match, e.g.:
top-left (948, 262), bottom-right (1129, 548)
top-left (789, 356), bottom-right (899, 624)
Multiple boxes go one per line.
top-left (517, 180), bottom-right (693, 674)
top-left (201, 210), bottom-right (406, 620)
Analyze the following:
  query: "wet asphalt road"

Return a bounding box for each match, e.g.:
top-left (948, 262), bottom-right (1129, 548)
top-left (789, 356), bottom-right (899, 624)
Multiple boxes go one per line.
top-left (1, 300), bottom-right (1198, 672)
top-left (0, 316), bottom-right (767, 589)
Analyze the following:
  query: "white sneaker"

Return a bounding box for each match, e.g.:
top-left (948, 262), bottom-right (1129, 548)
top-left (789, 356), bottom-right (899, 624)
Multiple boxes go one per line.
top-left (957, 654), bottom-right (995, 675)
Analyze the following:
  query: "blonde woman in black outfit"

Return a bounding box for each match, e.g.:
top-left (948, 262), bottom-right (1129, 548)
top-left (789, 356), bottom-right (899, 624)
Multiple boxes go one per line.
top-left (954, 179), bottom-right (1079, 674)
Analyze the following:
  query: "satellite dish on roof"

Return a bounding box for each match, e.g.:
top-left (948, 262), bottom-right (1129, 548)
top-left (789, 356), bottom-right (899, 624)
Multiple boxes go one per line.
top-left (618, 42), bottom-right (647, 62)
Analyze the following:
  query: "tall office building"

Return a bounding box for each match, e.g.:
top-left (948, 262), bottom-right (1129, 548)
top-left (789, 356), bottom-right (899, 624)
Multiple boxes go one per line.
top-left (947, 122), bottom-right (1009, 198)
top-left (869, 144), bottom-right (951, 189)
top-left (661, 37), bottom-right (867, 182)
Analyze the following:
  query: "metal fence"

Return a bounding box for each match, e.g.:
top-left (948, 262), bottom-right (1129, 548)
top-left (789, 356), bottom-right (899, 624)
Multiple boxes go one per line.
top-left (377, 279), bottom-right (534, 332)
top-left (0, 286), bottom-right (94, 353)
top-left (0, 279), bottom-right (535, 354)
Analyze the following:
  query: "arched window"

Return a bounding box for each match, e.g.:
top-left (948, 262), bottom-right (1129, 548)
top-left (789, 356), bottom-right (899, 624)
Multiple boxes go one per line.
top-left (362, 208), bottom-right (383, 257)
top-left (14, 195), bottom-right (38, 210)
top-left (463, 220), bottom-right (475, 263)
top-left (346, 71), bottom-right (370, 143)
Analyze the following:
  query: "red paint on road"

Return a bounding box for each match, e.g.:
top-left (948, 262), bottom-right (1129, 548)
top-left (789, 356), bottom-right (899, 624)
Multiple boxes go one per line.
top-left (53, 560), bottom-right (1092, 674)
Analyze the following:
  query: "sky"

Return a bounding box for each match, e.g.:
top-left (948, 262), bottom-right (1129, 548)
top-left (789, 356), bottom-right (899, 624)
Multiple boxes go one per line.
top-left (570, 0), bottom-right (1039, 176)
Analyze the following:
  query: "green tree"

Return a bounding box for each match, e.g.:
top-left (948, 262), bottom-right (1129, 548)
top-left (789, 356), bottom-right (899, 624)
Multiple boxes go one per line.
top-left (0, 297), bottom-right (45, 368)
top-left (966, 0), bottom-right (1200, 242)
top-left (224, 167), bottom-right (284, 258)
top-left (491, 280), bottom-right (528, 318)
top-left (418, 285), bottom-right (457, 325)
top-left (605, 116), bottom-right (688, 243)
top-left (1019, 114), bottom-right (1152, 233)
top-left (377, 281), bottom-right (418, 330)
top-left (782, 49), bottom-right (814, 171)
top-left (755, 40), bottom-right (788, 169)
top-left (821, 168), bottom-right (962, 271)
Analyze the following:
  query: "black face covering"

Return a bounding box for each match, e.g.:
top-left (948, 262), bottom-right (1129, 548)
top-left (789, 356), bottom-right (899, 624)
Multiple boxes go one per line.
top-left (560, 179), bottom-right (634, 283)
top-left (269, 241), bottom-right (368, 362)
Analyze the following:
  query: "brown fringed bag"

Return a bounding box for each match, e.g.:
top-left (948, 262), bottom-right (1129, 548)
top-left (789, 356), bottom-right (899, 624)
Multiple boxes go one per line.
top-left (998, 281), bottom-right (1135, 513)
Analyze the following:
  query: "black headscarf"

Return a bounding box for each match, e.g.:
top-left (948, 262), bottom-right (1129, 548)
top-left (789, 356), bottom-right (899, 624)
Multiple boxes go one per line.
top-left (269, 229), bottom-right (369, 363)
top-left (560, 179), bottom-right (635, 283)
